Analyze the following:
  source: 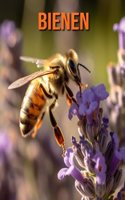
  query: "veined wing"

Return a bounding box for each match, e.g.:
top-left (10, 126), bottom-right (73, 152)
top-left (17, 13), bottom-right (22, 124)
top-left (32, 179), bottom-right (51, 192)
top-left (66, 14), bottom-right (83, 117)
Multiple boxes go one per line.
top-left (8, 69), bottom-right (57, 89)
top-left (20, 56), bottom-right (47, 68)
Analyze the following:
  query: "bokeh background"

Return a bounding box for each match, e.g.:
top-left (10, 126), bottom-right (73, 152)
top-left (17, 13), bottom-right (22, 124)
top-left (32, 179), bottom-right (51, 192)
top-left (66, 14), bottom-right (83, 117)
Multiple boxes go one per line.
top-left (0, 0), bottom-right (125, 200)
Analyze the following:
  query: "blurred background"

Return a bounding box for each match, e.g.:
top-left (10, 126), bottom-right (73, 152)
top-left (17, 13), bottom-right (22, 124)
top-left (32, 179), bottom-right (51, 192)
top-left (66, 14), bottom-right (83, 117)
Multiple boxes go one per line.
top-left (0, 0), bottom-right (125, 200)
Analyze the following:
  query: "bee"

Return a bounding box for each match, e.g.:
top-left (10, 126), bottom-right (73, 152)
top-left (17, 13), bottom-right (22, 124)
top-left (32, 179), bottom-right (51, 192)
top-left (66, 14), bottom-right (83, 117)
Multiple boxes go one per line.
top-left (8, 49), bottom-right (90, 151)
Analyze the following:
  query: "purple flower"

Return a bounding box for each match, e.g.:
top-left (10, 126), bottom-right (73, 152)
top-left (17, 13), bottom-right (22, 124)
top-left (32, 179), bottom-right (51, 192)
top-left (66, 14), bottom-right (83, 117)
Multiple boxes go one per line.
top-left (92, 146), bottom-right (106, 185)
top-left (113, 17), bottom-right (125, 49)
top-left (80, 137), bottom-right (93, 157)
top-left (79, 84), bottom-right (108, 119)
top-left (68, 103), bottom-right (79, 120)
top-left (0, 20), bottom-right (19, 48)
top-left (84, 149), bottom-right (94, 173)
top-left (79, 89), bottom-right (98, 116)
top-left (68, 91), bottom-right (83, 120)
top-left (57, 148), bottom-right (85, 185)
top-left (68, 84), bottom-right (109, 122)
top-left (112, 132), bottom-right (125, 162)
top-left (91, 84), bottom-right (109, 101)
top-left (64, 148), bottom-right (74, 167)
top-left (0, 21), bottom-right (16, 41)
top-left (118, 147), bottom-right (125, 162)
top-left (72, 136), bottom-right (80, 149)
top-left (59, 82), bottom-right (125, 199)
top-left (0, 131), bottom-right (13, 156)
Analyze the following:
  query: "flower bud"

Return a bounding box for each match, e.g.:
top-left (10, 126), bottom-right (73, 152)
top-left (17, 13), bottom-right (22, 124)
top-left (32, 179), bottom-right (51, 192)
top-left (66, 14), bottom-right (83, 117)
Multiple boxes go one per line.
top-left (75, 179), bottom-right (95, 198)
top-left (95, 183), bottom-right (106, 198)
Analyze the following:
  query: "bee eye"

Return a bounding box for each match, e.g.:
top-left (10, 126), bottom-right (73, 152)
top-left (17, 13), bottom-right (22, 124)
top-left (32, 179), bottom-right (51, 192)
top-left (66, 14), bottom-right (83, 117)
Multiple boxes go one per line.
top-left (68, 59), bottom-right (77, 74)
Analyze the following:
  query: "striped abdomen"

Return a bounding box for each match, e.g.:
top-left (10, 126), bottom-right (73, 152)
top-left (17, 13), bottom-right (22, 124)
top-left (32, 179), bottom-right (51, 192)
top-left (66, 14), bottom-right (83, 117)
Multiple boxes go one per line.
top-left (20, 79), bottom-right (46, 137)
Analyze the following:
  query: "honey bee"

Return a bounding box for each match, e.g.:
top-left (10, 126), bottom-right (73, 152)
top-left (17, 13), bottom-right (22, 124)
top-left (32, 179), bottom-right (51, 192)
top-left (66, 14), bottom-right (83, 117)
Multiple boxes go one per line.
top-left (8, 49), bottom-right (90, 151)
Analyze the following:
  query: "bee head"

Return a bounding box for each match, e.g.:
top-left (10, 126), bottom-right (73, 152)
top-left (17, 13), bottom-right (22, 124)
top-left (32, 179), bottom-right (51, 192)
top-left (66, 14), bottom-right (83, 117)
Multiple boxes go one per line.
top-left (66, 49), bottom-right (91, 88)
top-left (66, 49), bottom-right (81, 85)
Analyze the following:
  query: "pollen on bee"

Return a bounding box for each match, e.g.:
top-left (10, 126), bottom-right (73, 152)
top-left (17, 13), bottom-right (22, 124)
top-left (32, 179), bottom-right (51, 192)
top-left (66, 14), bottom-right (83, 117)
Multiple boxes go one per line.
top-left (38, 12), bottom-right (90, 31)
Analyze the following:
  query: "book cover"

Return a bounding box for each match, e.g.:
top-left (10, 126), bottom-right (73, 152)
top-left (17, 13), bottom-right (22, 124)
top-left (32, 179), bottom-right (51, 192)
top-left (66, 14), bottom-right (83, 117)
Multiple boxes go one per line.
top-left (0, 1), bottom-right (125, 200)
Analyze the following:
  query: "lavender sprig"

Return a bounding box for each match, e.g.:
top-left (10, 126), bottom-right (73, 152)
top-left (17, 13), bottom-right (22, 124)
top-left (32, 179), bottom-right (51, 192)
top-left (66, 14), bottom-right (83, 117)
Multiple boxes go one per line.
top-left (107, 17), bottom-right (125, 144)
top-left (58, 84), bottom-right (125, 200)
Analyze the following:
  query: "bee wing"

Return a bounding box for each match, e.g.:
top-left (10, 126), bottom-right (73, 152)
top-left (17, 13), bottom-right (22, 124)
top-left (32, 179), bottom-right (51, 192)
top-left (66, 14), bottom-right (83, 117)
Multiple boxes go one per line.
top-left (8, 69), bottom-right (57, 89)
top-left (20, 56), bottom-right (47, 68)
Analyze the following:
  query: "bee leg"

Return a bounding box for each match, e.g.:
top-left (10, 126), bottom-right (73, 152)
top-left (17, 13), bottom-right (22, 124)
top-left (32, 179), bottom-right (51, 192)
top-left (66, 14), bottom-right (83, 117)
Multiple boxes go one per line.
top-left (80, 82), bottom-right (88, 89)
top-left (32, 112), bottom-right (45, 138)
top-left (65, 83), bottom-right (78, 106)
top-left (66, 93), bottom-right (72, 106)
top-left (78, 82), bottom-right (88, 97)
top-left (49, 100), bottom-right (65, 154)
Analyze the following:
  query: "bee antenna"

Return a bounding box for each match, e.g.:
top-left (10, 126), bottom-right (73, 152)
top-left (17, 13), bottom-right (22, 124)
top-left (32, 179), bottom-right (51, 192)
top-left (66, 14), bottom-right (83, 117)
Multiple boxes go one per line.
top-left (78, 63), bottom-right (91, 73)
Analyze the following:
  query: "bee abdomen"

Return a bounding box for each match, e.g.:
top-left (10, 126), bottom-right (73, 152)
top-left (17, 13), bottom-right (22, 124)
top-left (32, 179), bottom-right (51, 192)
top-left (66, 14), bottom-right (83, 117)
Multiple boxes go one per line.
top-left (20, 81), bottom-right (46, 137)
top-left (20, 109), bottom-right (36, 136)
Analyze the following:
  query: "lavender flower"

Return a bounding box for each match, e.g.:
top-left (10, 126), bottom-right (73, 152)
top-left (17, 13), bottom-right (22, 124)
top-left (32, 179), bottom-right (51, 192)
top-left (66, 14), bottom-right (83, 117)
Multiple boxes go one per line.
top-left (113, 17), bottom-right (125, 49)
top-left (92, 145), bottom-right (106, 185)
top-left (78, 89), bottom-right (98, 116)
top-left (0, 21), bottom-right (16, 41)
top-left (58, 84), bottom-right (125, 200)
top-left (68, 102), bottom-right (79, 120)
top-left (0, 20), bottom-right (21, 48)
top-left (69, 84), bottom-right (108, 125)
top-left (58, 148), bottom-right (86, 185)
top-left (107, 17), bottom-right (125, 145)
top-left (69, 84), bottom-right (108, 121)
